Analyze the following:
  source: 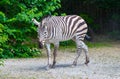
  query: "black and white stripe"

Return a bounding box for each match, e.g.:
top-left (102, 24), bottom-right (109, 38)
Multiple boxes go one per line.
top-left (43, 15), bottom-right (88, 41)
top-left (32, 15), bottom-right (89, 69)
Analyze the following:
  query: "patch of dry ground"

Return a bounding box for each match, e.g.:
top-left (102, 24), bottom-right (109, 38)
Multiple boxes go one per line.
top-left (0, 44), bottom-right (120, 79)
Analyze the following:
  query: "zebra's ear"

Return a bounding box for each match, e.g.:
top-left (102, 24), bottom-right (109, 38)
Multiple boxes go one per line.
top-left (32, 18), bottom-right (40, 27)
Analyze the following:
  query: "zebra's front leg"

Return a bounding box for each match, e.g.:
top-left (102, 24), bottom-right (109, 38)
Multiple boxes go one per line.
top-left (52, 43), bottom-right (59, 68)
top-left (45, 44), bottom-right (52, 70)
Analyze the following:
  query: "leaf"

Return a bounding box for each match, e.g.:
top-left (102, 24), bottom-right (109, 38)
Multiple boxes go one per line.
top-left (0, 48), bottom-right (3, 54)
top-left (6, 18), bottom-right (17, 23)
top-left (0, 11), bottom-right (6, 22)
top-left (35, 12), bottom-right (43, 17)
top-left (0, 0), bottom-right (10, 5)
top-left (0, 35), bottom-right (8, 43)
top-left (31, 25), bottom-right (37, 31)
top-left (18, 3), bottom-right (27, 11)
top-left (0, 23), bottom-right (4, 32)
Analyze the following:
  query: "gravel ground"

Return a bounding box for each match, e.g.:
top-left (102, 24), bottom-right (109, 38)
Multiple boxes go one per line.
top-left (0, 45), bottom-right (120, 79)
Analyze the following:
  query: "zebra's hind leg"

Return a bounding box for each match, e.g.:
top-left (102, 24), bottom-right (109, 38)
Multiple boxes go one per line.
top-left (72, 37), bottom-right (82, 66)
top-left (82, 41), bottom-right (90, 65)
top-left (72, 39), bottom-right (89, 66)
top-left (78, 40), bottom-right (90, 65)
top-left (72, 48), bottom-right (82, 66)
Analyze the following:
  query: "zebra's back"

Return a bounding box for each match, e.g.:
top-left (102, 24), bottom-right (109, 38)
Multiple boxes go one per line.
top-left (43, 15), bottom-right (88, 42)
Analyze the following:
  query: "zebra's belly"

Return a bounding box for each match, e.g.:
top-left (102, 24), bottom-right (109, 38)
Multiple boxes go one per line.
top-left (48, 36), bottom-right (74, 43)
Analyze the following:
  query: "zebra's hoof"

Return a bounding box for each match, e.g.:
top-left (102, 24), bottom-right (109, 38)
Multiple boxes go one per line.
top-left (72, 61), bottom-right (77, 66)
top-left (71, 63), bottom-right (77, 67)
top-left (51, 65), bottom-right (55, 68)
top-left (51, 61), bottom-right (56, 68)
top-left (71, 64), bottom-right (76, 68)
top-left (46, 67), bottom-right (50, 70)
top-left (85, 60), bottom-right (90, 66)
top-left (46, 65), bottom-right (52, 70)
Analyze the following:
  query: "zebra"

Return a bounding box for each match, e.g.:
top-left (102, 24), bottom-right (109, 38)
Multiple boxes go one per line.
top-left (32, 15), bottom-right (90, 69)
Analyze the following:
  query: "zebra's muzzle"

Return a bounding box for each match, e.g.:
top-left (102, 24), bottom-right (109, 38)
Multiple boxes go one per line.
top-left (38, 41), bottom-right (44, 49)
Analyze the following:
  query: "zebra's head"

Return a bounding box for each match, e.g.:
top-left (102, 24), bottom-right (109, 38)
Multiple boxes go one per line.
top-left (32, 18), bottom-right (49, 49)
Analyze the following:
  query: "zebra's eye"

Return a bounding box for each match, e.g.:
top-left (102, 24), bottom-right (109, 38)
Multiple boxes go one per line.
top-left (44, 31), bottom-right (47, 34)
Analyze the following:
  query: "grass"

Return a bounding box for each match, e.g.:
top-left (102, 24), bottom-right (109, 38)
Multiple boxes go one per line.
top-left (86, 41), bottom-right (111, 48)
top-left (0, 59), bottom-right (4, 66)
top-left (58, 40), bottom-right (112, 53)
top-left (59, 40), bottom-right (111, 49)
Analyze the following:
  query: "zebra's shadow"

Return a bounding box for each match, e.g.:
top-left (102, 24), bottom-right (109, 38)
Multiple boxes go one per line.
top-left (21, 64), bottom-right (71, 71)
top-left (28, 63), bottom-right (85, 71)
top-left (55, 64), bottom-right (71, 68)
top-left (36, 64), bottom-right (71, 71)
top-left (55, 63), bottom-right (85, 68)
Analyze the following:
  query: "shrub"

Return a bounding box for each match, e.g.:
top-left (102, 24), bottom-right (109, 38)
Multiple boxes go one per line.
top-left (0, 0), bottom-right (61, 58)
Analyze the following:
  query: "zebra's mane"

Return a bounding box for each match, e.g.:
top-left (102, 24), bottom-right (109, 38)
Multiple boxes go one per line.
top-left (40, 15), bottom-right (52, 27)
top-left (41, 15), bottom-right (52, 21)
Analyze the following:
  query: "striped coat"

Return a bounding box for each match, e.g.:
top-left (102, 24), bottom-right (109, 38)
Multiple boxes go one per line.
top-left (32, 15), bottom-right (89, 70)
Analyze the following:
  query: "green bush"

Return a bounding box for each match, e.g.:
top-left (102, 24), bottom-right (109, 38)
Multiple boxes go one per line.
top-left (108, 31), bottom-right (120, 40)
top-left (80, 13), bottom-right (100, 32)
top-left (60, 40), bottom-right (75, 47)
top-left (0, 0), bottom-right (61, 58)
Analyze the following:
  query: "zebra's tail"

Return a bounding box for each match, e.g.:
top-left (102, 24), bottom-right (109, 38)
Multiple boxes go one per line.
top-left (85, 34), bottom-right (92, 41)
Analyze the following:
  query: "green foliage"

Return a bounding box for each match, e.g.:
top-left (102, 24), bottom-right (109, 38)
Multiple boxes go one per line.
top-left (85, 0), bottom-right (120, 9)
top-left (0, 0), bottom-right (61, 58)
top-left (0, 59), bottom-right (4, 66)
top-left (86, 42), bottom-right (110, 48)
top-left (60, 40), bottom-right (76, 47)
top-left (108, 13), bottom-right (120, 40)
top-left (80, 14), bottom-right (94, 24)
top-left (0, 11), bottom-right (6, 22)
top-left (111, 14), bottom-right (120, 23)
top-left (60, 40), bottom-right (110, 48)
top-left (108, 31), bottom-right (120, 40)
top-left (61, 13), bottom-right (66, 16)
top-left (80, 13), bottom-right (100, 32)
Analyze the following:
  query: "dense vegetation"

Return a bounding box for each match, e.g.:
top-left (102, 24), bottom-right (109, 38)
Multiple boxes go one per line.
top-left (61, 0), bottom-right (120, 35)
top-left (0, 0), bottom-right (120, 59)
top-left (0, 0), bottom-right (61, 58)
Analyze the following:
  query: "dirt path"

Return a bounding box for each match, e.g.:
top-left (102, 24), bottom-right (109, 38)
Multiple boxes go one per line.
top-left (0, 45), bottom-right (120, 79)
